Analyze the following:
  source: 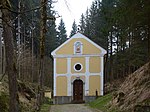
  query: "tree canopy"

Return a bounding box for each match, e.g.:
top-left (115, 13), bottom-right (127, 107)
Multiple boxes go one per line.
top-left (70, 20), bottom-right (77, 38)
top-left (79, 0), bottom-right (150, 81)
top-left (56, 18), bottom-right (67, 46)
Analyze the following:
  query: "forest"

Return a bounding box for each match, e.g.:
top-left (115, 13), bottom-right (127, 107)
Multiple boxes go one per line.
top-left (0, 0), bottom-right (150, 112)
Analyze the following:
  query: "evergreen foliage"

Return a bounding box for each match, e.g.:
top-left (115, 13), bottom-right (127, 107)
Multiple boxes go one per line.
top-left (70, 20), bottom-right (77, 38)
top-left (79, 13), bottom-right (86, 33)
top-left (56, 18), bottom-right (67, 46)
top-left (45, 0), bottom-right (57, 56)
top-left (79, 0), bottom-right (150, 81)
top-left (3, 0), bottom-right (150, 91)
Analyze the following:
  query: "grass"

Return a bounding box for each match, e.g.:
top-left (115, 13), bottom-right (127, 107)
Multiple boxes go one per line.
top-left (40, 104), bottom-right (51, 112)
top-left (89, 93), bottom-right (119, 112)
top-left (40, 97), bottom-right (52, 112)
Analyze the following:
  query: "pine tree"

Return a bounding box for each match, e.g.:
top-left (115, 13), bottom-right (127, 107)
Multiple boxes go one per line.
top-left (84, 8), bottom-right (91, 37)
top-left (0, 11), bottom-right (2, 74)
top-left (79, 13), bottom-right (86, 33)
top-left (57, 18), bottom-right (67, 46)
top-left (45, 0), bottom-right (57, 56)
top-left (78, 0), bottom-right (150, 82)
top-left (69, 20), bottom-right (77, 38)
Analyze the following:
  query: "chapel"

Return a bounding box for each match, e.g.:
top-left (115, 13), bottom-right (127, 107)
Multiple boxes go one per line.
top-left (51, 33), bottom-right (107, 104)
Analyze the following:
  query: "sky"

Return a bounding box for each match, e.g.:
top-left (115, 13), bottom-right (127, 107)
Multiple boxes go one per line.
top-left (54, 0), bottom-right (93, 37)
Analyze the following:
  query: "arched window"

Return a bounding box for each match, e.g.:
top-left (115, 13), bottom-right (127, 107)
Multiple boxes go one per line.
top-left (74, 41), bottom-right (82, 54)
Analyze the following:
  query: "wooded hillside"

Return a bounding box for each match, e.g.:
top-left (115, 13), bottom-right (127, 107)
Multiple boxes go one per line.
top-left (110, 62), bottom-right (150, 112)
top-left (89, 62), bottom-right (150, 112)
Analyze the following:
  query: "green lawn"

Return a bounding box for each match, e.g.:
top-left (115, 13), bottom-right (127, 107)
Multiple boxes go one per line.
top-left (89, 93), bottom-right (119, 112)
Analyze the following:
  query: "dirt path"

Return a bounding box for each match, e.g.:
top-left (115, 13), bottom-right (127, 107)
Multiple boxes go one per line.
top-left (49, 104), bottom-right (102, 112)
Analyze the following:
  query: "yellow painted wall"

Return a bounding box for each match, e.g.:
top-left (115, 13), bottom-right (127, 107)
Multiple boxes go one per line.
top-left (89, 75), bottom-right (100, 96)
top-left (56, 76), bottom-right (67, 96)
top-left (89, 57), bottom-right (101, 73)
top-left (71, 57), bottom-right (85, 73)
top-left (55, 38), bottom-right (101, 55)
top-left (56, 58), bottom-right (67, 74)
top-left (71, 76), bottom-right (85, 82)
top-left (82, 38), bottom-right (101, 54)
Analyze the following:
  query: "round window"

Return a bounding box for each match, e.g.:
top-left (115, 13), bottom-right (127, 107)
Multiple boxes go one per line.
top-left (74, 63), bottom-right (83, 72)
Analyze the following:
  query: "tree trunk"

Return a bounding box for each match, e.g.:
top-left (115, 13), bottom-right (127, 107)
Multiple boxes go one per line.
top-left (0, 28), bottom-right (2, 75)
top-left (2, 45), bottom-right (6, 74)
top-left (1, 2), bottom-right (19, 112)
top-left (0, 10), bottom-right (2, 75)
top-left (148, 26), bottom-right (150, 72)
top-left (36, 0), bottom-right (47, 109)
top-left (148, 25), bottom-right (150, 61)
top-left (109, 31), bottom-right (113, 81)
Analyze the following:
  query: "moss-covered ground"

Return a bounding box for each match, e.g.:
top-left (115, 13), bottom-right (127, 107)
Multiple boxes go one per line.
top-left (89, 93), bottom-right (119, 112)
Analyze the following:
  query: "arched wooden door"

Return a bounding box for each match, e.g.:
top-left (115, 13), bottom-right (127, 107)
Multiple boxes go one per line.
top-left (73, 79), bottom-right (83, 103)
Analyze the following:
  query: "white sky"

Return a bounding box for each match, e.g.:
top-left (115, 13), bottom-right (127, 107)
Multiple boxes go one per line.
top-left (54, 0), bottom-right (93, 37)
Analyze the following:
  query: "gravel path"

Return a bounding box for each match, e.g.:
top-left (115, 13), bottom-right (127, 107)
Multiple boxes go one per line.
top-left (49, 104), bottom-right (102, 112)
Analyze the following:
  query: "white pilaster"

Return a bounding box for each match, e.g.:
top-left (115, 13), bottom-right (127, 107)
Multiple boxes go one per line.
top-left (67, 58), bottom-right (71, 74)
top-left (67, 58), bottom-right (71, 96)
top-left (53, 58), bottom-right (56, 96)
top-left (85, 57), bottom-right (90, 96)
top-left (100, 57), bottom-right (104, 95)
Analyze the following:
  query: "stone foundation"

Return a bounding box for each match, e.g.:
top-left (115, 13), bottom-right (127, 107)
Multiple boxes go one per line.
top-left (84, 96), bottom-right (97, 103)
top-left (53, 96), bottom-right (72, 104)
top-left (53, 96), bottom-right (98, 104)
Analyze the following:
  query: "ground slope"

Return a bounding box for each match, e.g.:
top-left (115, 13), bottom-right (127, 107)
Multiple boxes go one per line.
top-left (111, 62), bottom-right (150, 112)
top-left (0, 76), bottom-right (37, 112)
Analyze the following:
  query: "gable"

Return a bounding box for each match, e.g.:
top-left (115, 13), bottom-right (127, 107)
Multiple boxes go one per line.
top-left (51, 33), bottom-right (106, 57)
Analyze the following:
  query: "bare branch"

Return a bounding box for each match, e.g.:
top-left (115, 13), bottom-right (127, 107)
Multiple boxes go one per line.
top-left (0, 1), bottom-right (47, 14)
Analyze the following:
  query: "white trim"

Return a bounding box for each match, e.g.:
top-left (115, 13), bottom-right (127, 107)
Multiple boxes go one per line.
top-left (85, 57), bottom-right (90, 96)
top-left (85, 57), bottom-right (90, 74)
top-left (71, 77), bottom-right (85, 83)
top-left (67, 58), bottom-right (71, 74)
top-left (90, 73), bottom-right (102, 75)
top-left (100, 57), bottom-right (104, 95)
top-left (67, 58), bottom-right (71, 96)
top-left (67, 75), bottom-right (71, 96)
top-left (53, 58), bottom-right (56, 96)
top-left (74, 63), bottom-right (83, 72)
top-left (55, 74), bottom-right (85, 76)
top-left (51, 32), bottom-right (107, 56)
top-left (55, 73), bottom-right (101, 76)
top-left (55, 74), bottom-right (67, 76)
top-left (52, 54), bottom-right (105, 58)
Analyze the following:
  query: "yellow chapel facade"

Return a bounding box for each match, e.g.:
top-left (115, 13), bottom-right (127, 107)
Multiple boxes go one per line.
top-left (51, 33), bottom-right (107, 104)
